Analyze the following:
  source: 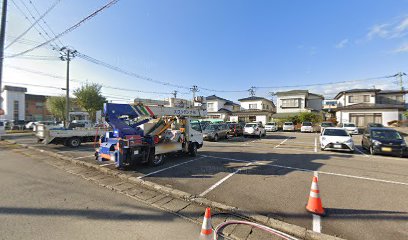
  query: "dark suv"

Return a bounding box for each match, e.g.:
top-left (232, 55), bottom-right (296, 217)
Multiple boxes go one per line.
top-left (227, 123), bottom-right (243, 136)
top-left (361, 127), bottom-right (406, 157)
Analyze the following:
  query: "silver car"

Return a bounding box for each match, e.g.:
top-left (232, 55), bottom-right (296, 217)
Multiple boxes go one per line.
top-left (203, 124), bottom-right (228, 141)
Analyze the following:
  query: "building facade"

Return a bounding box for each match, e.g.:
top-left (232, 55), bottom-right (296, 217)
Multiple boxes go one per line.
top-left (230, 96), bottom-right (275, 124)
top-left (204, 95), bottom-right (239, 121)
top-left (25, 94), bottom-right (53, 121)
top-left (272, 90), bottom-right (324, 119)
top-left (1, 86), bottom-right (27, 121)
top-left (334, 89), bottom-right (406, 127)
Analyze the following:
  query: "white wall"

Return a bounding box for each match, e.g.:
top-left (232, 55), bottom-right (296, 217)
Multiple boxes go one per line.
top-left (2, 90), bottom-right (25, 121)
top-left (207, 99), bottom-right (226, 112)
top-left (240, 100), bottom-right (273, 111)
top-left (229, 116), bottom-right (238, 122)
top-left (336, 109), bottom-right (400, 126)
top-left (276, 94), bottom-right (306, 113)
top-left (342, 92), bottom-right (376, 106)
top-left (256, 115), bottom-right (267, 125)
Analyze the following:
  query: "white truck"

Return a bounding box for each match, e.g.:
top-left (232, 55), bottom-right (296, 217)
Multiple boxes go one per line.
top-left (97, 103), bottom-right (207, 168)
top-left (36, 123), bottom-right (107, 147)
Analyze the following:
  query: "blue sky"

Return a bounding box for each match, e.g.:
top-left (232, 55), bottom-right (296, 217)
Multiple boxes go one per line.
top-left (4, 0), bottom-right (408, 102)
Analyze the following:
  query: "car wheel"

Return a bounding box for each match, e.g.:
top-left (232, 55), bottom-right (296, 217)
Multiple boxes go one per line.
top-left (213, 134), bottom-right (219, 142)
top-left (68, 137), bottom-right (81, 148)
top-left (225, 134), bottom-right (229, 139)
top-left (149, 154), bottom-right (164, 166)
top-left (369, 146), bottom-right (375, 155)
top-left (189, 143), bottom-right (197, 157)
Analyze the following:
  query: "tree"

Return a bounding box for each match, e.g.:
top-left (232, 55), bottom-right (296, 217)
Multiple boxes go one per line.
top-left (298, 112), bottom-right (322, 123)
top-left (73, 83), bottom-right (106, 122)
top-left (46, 96), bottom-right (67, 121)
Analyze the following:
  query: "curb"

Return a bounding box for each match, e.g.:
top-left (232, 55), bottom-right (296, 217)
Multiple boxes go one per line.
top-left (5, 140), bottom-right (344, 240)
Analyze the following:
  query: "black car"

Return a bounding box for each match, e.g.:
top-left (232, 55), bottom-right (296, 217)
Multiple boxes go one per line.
top-left (367, 123), bottom-right (384, 128)
top-left (361, 127), bottom-right (406, 157)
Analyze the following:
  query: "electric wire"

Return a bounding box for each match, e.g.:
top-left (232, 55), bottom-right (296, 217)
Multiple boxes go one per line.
top-left (5, 0), bottom-right (61, 49)
top-left (6, 0), bottom-right (120, 58)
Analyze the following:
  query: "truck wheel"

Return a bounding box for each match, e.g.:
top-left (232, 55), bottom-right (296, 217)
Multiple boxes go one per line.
top-left (68, 137), bottom-right (81, 148)
top-left (189, 143), bottom-right (197, 157)
top-left (149, 154), bottom-right (164, 166)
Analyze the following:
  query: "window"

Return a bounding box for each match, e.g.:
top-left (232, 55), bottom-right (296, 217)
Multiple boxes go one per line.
top-left (249, 104), bottom-right (257, 109)
top-left (363, 95), bottom-right (370, 102)
top-left (207, 103), bottom-right (214, 111)
top-left (13, 101), bottom-right (19, 120)
top-left (281, 98), bottom-right (300, 108)
top-left (349, 95), bottom-right (371, 103)
top-left (349, 96), bottom-right (355, 103)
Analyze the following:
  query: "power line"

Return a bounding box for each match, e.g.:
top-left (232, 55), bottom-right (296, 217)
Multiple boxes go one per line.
top-left (5, 0), bottom-right (61, 49)
top-left (6, 0), bottom-right (120, 58)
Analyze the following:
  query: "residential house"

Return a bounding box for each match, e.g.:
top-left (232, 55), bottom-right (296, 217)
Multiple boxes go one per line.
top-left (205, 95), bottom-right (240, 121)
top-left (322, 99), bottom-right (338, 120)
top-left (272, 90), bottom-right (324, 120)
top-left (229, 96), bottom-right (275, 124)
top-left (334, 89), bottom-right (406, 127)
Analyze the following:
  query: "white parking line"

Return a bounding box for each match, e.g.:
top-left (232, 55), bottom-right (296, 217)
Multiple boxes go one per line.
top-left (73, 155), bottom-right (95, 160)
top-left (137, 156), bottom-right (206, 179)
top-left (274, 136), bottom-right (292, 148)
top-left (199, 162), bottom-right (253, 197)
top-left (201, 155), bottom-right (408, 186)
top-left (313, 214), bottom-right (321, 233)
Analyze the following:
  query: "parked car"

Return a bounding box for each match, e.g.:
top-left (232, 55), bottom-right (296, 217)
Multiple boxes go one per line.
top-left (367, 123), bottom-right (384, 128)
top-left (300, 122), bottom-right (314, 133)
top-left (339, 122), bottom-right (359, 135)
top-left (318, 121), bottom-right (335, 133)
top-left (320, 127), bottom-right (355, 152)
top-left (32, 121), bottom-right (59, 131)
top-left (25, 121), bottom-right (36, 129)
top-left (265, 122), bottom-right (278, 132)
top-left (203, 124), bottom-right (228, 141)
top-left (227, 123), bottom-right (243, 136)
top-left (243, 122), bottom-right (266, 138)
top-left (282, 122), bottom-right (295, 131)
top-left (10, 120), bottom-right (26, 130)
top-left (361, 127), bottom-right (406, 157)
top-left (0, 120), bottom-right (5, 140)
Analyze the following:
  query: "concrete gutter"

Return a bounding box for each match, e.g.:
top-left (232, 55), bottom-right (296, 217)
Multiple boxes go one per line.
top-left (4, 139), bottom-right (344, 240)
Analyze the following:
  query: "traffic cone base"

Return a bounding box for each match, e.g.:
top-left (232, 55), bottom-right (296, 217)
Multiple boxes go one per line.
top-left (306, 176), bottom-right (325, 216)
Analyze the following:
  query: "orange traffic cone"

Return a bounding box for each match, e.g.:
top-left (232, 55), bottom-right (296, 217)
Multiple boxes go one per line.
top-left (306, 176), bottom-right (325, 216)
top-left (199, 208), bottom-right (213, 240)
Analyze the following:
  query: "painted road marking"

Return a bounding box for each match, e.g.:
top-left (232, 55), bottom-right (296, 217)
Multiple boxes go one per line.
top-left (313, 214), bottom-right (321, 233)
top-left (73, 155), bottom-right (95, 160)
top-left (199, 162), bottom-right (253, 197)
top-left (99, 162), bottom-right (115, 167)
top-left (138, 156), bottom-right (206, 179)
top-left (201, 155), bottom-right (408, 186)
top-left (274, 136), bottom-right (292, 148)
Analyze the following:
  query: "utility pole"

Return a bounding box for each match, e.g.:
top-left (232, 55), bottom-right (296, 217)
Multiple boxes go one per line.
top-left (60, 47), bottom-right (77, 127)
top-left (0, 0), bottom-right (8, 113)
top-left (190, 85), bottom-right (199, 104)
top-left (395, 72), bottom-right (407, 92)
top-left (248, 86), bottom-right (256, 97)
top-left (172, 90), bottom-right (178, 99)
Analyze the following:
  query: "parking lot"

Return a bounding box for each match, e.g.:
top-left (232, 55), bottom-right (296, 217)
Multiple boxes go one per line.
top-left (4, 131), bottom-right (408, 240)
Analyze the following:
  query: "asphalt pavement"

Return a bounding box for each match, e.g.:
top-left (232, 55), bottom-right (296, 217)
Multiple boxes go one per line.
top-left (3, 131), bottom-right (408, 240)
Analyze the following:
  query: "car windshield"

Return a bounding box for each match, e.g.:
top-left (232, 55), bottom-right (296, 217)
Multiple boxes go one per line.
top-left (323, 129), bottom-right (349, 136)
top-left (369, 123), bottom-right (383, 127)
top-left (321, 122), bottom-right (334, 127)
top-left (245, 123), bottom-right (256, 128)
top-left (302, 122), bottom-right (312, 126)
top-left (206, 125), bottom-right (218, 131)
top-left (344, 123), bottom-right (355, 127)
top-left (284, 122), bottom-right (293, 125)
top-left (372, 130), bottom-right (402, 140)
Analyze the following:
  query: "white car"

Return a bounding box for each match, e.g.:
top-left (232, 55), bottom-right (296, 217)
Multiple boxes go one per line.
top-left (244, 122), bottom-right (266, 138)
top-left (320, 127), bottom-right (355, 152)
top-left (300, 122), bottom-right (314, 133)
top-left (339, 123), bottom-right (359, 135)
top-left (283, 122), bottom-right (295, 131)
top-left (265, 122), bottom-right (277, 132)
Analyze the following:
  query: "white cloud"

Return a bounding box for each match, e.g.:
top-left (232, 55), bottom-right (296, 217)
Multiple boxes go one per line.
top-left (335, 38), bottom-right (349, 48)
top-left (367, 16), bottom-right (408, 40)
top-left (367, 24), bottom-right (390, 39)
top-left (393, 43), bottom-right (408, 53)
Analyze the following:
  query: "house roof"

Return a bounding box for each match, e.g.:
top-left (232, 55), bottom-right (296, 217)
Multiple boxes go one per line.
top-left (337, 103), bottom-right (406, 110)
top-left (334, 89), bottom-right (380, 99)
top-left (3, 85), bottom-right (27, 92)
top-left (206, 95), bottom-right (239, 106)
top-left (378, 90), bottom-right (408, 94)
top-left (275, 90), bottom-right (324, 99)
top-left (238, 96), bottom-right (273, 102)
top-left (217, 108), bottom-right (232, 113)
top-left (224, 101), bottom-right (239, 106)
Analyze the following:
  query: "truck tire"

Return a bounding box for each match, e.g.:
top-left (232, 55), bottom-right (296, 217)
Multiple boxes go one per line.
top-left (149, 154), bottom-right (164, 166)
top-left (68, 137), bottom-right (81, 148)
top-left (189, 143), bottom-right (197, 157)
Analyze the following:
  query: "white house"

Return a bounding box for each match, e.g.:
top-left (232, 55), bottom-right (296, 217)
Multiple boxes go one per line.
top-left (1, 85), bottom-right (27, 121)
top-left (272, 90), bottom-right (324, 119)
top-left (334, 89), bottom-right (406, 127)
top-left (205, 95), bottom-right (240, 121)
top-left (229, 96), bottom-right (275, 124)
